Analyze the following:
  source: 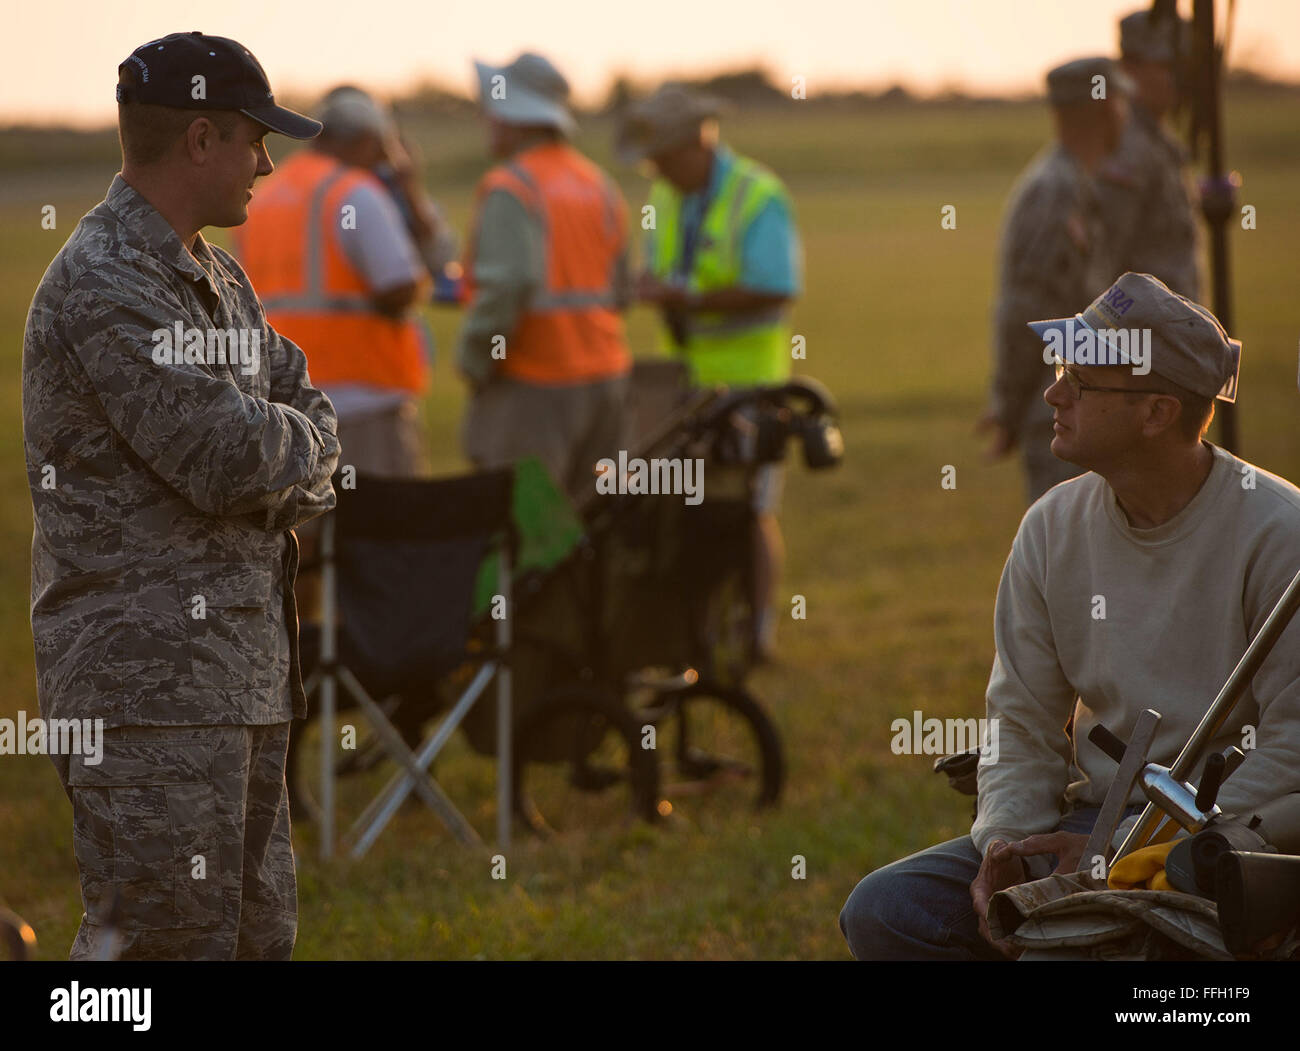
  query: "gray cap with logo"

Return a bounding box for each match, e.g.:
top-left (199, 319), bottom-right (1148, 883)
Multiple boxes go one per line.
top-left (1029, 272), bottom-right (1241, 402)
top-left (1046, 56), bottom-right (1132, 105)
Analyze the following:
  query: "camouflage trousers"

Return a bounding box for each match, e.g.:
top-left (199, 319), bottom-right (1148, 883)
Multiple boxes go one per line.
top-left (52, 722), bottom-right (296, 960)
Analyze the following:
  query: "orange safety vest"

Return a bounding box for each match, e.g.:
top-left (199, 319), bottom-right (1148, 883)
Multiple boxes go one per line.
top-left (462, 142), bottom-right (630, 385)
top-left (234, 150), bottom-right (429, 395)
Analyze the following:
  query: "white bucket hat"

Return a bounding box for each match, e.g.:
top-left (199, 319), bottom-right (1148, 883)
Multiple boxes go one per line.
top-left (474, 52), bottom-right (576, 136)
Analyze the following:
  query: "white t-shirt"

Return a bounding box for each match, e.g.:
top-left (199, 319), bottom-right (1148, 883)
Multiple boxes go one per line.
top-left (328, 181), bottom-right (426, 419)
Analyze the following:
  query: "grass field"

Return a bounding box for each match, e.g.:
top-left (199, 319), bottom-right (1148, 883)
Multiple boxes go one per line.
top-left (2, 95), bottom-right (1298, 959)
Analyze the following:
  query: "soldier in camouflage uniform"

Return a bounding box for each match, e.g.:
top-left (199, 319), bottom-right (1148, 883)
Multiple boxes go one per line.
top-left (22, 33), bottom-right (337, 960)
top-left (1099, 9), bottom-right (1201, 299)
top-left (979, 58), bottom-right (1128, 504)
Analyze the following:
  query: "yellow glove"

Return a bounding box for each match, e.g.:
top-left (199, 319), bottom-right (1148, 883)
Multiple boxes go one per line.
top-left (1108, 840), bottom-right (1179, 890)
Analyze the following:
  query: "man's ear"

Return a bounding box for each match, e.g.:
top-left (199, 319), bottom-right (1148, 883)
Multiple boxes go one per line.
top-left (1143, 393), bottom-right (1183, 438)
top-left (185, 117), bottom-right (218, 165)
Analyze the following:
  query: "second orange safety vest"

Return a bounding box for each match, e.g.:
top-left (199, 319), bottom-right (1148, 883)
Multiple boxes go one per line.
top-left (235, 150), bottom-right (430, 395)
top-left (462, 142), bottom-right (630, 385)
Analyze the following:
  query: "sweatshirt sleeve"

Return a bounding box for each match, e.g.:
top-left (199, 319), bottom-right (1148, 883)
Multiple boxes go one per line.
top-left (971, 513), bottom-right (1080, 855)
top-left (1215, 505), bottom-right (1300, 815)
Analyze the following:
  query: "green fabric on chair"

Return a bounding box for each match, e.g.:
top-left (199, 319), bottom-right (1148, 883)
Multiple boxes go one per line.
top-left (472, 457), bottom-right (584, 616)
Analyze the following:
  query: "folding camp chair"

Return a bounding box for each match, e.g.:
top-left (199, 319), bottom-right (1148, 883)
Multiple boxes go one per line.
top-left (303, 467), bottom-right (516, 859)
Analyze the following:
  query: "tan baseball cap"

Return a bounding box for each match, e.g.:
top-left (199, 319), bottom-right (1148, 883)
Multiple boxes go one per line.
top-left (616, 84), bottom-right (726, 164)
top-left (1029, 272), bottom-right (1242, 403)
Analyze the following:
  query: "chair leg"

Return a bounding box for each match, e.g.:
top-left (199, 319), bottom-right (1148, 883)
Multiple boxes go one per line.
top-left (336, 666), bottom-right (483, 854)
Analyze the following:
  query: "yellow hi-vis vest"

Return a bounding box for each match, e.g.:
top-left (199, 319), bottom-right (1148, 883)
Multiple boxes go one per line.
top-left (647, 152), bottom-right (791, 386)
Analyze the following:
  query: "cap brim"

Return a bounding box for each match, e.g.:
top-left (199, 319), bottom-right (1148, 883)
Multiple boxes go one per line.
top-left (1028, 315), bottom-right (1140, 366)
top-left (241, 105), bottom-right (323, 140)
top-left (1028, 317), bottom-right (1076, 348)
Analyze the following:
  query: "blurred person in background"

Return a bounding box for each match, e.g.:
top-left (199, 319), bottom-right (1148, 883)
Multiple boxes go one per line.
top-left (324, 87), bottom-right (464, 302)
top-left (457, 52), bottom-right (632, 502)
top-left (619, 84), bottom-right (803, 662)
top-left (977, 58), bottom-right (1129, 505)
top-left (235, 85), bottom-right (438, 618)
top-left (1100, 8), bottom-right (1201, 299)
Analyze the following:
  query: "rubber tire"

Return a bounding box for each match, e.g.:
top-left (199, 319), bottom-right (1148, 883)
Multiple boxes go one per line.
top-left (511, 684), bottom-right (661, 835)
top-left (651, 681), bottom-right (785, 809)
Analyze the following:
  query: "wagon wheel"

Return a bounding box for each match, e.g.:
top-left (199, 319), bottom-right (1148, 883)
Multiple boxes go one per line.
top-left (511, 684), bottom-right (660, 836)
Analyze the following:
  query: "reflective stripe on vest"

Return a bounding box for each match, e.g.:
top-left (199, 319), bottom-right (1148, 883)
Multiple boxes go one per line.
top-left (647, 153), bottom-right (791, 386)
top-left (462, 143), bottom-right (630, 386)
top-left (237, 152), bottom-right (429, 395)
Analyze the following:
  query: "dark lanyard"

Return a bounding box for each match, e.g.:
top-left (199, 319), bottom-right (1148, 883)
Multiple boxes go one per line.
top-left (675, 162), bottom-right (720, 280)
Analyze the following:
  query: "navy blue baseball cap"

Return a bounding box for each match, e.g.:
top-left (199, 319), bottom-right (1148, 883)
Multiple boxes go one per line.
top-left (117, 32), bottom-right (321, 140)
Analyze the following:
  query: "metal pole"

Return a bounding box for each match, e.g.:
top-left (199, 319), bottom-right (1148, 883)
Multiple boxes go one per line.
top-left (1194, 0), bottom-right (1239, 451)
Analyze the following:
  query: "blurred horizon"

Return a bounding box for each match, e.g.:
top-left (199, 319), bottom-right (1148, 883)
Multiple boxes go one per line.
top-left (7, 0), bottom-right (1300, 128)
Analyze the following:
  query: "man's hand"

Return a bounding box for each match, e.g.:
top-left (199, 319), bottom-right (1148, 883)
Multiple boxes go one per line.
top-left (635, 272), bottom-right (688, 308)
top-left (380, 133), bottom-right (440, 246)
top-left (970, 839), bottom-right (1026, 958)
top-left (975, 411), bottom-right (1016, 462)
top-left (1000, 831), bottom-right (1090, 877)
top-left (380, 131), bottom-right (418, 187)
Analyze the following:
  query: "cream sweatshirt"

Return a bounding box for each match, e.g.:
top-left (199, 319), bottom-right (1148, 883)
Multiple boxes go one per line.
top-left (972, 443), bottom-right (1300, 856)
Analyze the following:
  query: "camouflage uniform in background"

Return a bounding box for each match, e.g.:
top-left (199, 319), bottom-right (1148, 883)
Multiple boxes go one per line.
top-left (1097, 103), bottom-right (1201, 300)
top-left (990, 146), bottom-right (1119, 503)
top-left (22, 175), bottom-right (340, 960)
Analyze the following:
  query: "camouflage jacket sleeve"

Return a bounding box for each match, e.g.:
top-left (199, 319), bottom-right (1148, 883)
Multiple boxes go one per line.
top-left (56, 267), bottom-right (339, 531)
top-left (262, 322), bottom-right (340, 531)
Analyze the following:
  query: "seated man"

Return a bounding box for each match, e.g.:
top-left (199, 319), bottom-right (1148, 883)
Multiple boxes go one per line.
top-left (840, 272), bottom-right (1300, 960)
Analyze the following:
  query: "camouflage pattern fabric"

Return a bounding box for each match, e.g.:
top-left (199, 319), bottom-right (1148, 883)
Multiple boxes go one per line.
top-left (1097, 103), bottom-right (1201, 300)
top-left (989, 871), bottom-right (1232, 960)
top-left (52, 723), bottom-right (297, 961)
top-left (989, 145), bottom-right (1119, 502)
top-left (23, 174), bottom-right (340, 729)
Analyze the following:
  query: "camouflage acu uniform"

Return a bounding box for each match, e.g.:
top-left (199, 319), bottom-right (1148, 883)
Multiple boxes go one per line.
top-left (1097, 103), bottom-right (1201, 299)
top-left (990, 146), bottom-right (1118, 503)
top-left (23, 174), bottom-right (339, 959)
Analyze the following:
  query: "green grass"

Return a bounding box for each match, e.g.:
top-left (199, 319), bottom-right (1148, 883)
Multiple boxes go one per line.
top-left (2, 96), bottom-right (1298, 959)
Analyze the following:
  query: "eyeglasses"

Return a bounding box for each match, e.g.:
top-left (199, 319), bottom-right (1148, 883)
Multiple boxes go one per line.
top-left (1053, 360), bottom-right (1168, 401)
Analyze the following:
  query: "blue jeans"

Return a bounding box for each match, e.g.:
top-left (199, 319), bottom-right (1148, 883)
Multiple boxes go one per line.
top-left (839, 805), bottom-right (1139, 960)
